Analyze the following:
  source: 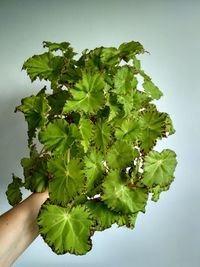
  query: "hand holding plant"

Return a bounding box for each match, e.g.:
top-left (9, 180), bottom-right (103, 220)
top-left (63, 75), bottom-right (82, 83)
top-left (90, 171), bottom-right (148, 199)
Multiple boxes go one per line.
top-left (6, 40), bottom-right (177, 255)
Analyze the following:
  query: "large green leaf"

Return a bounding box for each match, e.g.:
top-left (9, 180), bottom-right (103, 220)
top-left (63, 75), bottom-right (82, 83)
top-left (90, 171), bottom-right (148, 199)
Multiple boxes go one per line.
top-left (38, 203), bottom-right (94, 255)
top-left (63, 71), bottom-right (105, 113)
top-left (15, 93), bottom-right (51, 144)
top-left (6, 174), bottom-right (23, 206)
top-left (47, 157), bottom-right (85, 206)
top-left (138, 110), bottom-right (167, 153)
top-left (141, 149), bottom-right (177, 187)
top-left (22, 52), bottom-right (64, 82)
top-left (115, 117), bottom-right (140, 144)
top-left (39, 120), bottom-right (80, 154)
top-left (102, 170), bottom-right (148, 214)
top-left (106, 140), bottom-right (137, 169)
top-left (83, 149), bottom-right (105, 194)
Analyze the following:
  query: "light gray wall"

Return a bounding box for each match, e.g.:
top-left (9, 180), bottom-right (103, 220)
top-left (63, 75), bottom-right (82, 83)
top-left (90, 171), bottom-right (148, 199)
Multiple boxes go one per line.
top-left (0, 0), bottom-right (199, 266)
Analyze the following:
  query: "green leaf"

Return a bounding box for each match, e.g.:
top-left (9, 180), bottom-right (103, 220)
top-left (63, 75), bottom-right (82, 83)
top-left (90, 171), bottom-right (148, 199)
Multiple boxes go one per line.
top-left (21, 145), bottom-right (39, 186)
top-left (114, 66), bottom-right (138, 94)
top-left (43, 41), bottom-right (71, 53)
top-left (143, 80), bottom-right (163, 100)
top-left (165, 113), bottom-right (176, 135)
top-left (117, 93), bottom-right (134, 116)
top-left (132, 90), bottom-right (152, 111)
top-left (47, 157), bottom-right (85, 206)
top-left (38, 203), bottom-right (94, 255)
top-left (102, 170), bottom-right (148, 214)
top-left (30, 160), bottom-right (48, 192)
top-left (116, 213), bottom-right (138, 229)
top-left (21, 149), bottom-right (48, 193)
top-left (63, 71), bottom-right (105, 113)
top-left (106, 93), bottom-right (124, 121)
top-left (86, 200), bottom-right (119, 231)
top-left (83, 149), bottom-right (105, 194)
top-left (22, 52), bottom-right (55, 82)
top-left (106, 140), bottom-right (137, 169)
top-left (138, 110), bottom-right (167, 153)
top-left (80, 47), bottom-right (103, 70)
top-left (43, 41), bottom-right (77, 67)
top-left (118, 41), bottom-right (145, 61)
top-left (79, 117), bottom-right (94, 153)
top-left (39, 120), bottom-right (80, 154)
top-left (70, 141), bottom-right (85, 159)
top-left (6, 174), bottom-right (23, 206)
top-left (86, 200), bottom-right (138, 230)
top-left (133, 56), bottom-right (141, 70)
top-left (15, 93), bottom-right (51, 144)
top-left (141, 149), bottom-right (177, 187)
top-left (115, 117), bottom-right (140, 144)
top-left (94, 119), bottom-right (112, 152)
top-left (149, 184), bottom-right (171, 202)
top-left (47, 90), bottom-right (70, 115)
top-left (100, 47), bottom-right (120, 66)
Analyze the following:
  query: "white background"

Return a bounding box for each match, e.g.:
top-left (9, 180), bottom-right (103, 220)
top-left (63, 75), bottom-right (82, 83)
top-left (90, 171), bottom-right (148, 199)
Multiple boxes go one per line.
top-left (0, 0), bottom-right (199, 266)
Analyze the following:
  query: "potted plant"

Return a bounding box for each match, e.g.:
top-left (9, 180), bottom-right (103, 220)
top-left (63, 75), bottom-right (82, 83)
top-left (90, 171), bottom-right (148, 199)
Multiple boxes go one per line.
top-left (6, 40), bottom-right (177, 255)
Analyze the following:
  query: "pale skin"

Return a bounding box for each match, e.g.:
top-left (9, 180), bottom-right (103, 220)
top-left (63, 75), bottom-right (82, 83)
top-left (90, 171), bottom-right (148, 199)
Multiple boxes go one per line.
top-left (0, 191), bottom-right (49, 267)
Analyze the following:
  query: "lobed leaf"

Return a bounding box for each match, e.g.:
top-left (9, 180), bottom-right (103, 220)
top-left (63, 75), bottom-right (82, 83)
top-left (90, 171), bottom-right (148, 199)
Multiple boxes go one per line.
top-left (39, 119), bottom-right (80, 154)
top-left (141, 149), bottom-right (177, 187)
top-left (63, 71), bottom-right (105, 113)
top-left (102, 170), bottom-right (148, 214)
top-left (22, 52), bottom-right (64, 82)
top-left (138, 110), bottom-right (167, 153)
top-left (47, 157), bottom-right (85, 206)
top-left (38, 203), bottom-right (94, 255)
top-left (115, 117), bottom-right (140, 144)
top-left (106, 140), bottom-right (138, 169)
